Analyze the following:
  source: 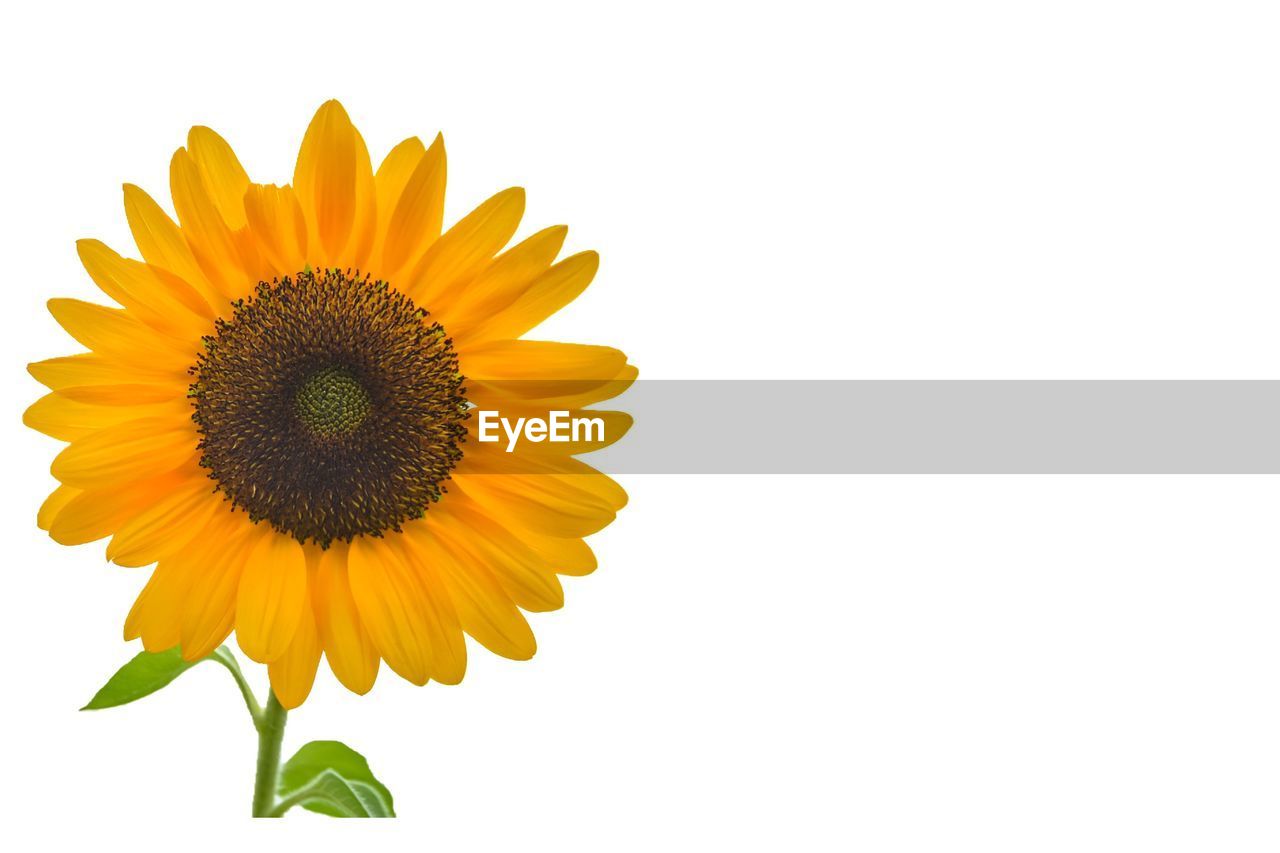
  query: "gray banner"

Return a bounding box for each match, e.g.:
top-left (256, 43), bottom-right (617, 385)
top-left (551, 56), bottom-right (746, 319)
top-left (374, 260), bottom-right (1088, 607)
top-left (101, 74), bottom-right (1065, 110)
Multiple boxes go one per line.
top-left (553, 380), bottom-right (1280, 473)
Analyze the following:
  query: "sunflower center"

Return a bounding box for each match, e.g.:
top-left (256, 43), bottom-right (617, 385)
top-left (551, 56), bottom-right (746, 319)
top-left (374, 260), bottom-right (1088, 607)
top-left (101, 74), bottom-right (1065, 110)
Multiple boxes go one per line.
top-left (190, 269), bottom-right (468, 546)
top-left (294, 366), bottom-right (372, 437)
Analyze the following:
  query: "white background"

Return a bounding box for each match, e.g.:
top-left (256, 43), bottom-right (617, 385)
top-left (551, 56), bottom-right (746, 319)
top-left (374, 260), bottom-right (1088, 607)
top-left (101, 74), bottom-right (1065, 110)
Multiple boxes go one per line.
top-left (3, 0), bottom-right (1280, 849)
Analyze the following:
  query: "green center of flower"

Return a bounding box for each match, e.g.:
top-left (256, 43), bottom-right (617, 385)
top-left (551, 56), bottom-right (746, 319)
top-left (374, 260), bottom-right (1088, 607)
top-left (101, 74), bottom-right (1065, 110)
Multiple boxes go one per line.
top-left (294, 366), bottom-right (372, 437)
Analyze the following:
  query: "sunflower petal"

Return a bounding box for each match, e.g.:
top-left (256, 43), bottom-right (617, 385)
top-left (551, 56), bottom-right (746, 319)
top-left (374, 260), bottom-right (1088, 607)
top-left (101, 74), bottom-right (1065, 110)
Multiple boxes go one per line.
top-left (452, 467), bottom-right (616, 538)
top-left (236, 530), bottom-right (308, 663)
top-left (405, 187), bottom-right (524, 306)
top-left (28, 354), bottom-right (188, 396)
top-left (345, 127), bottom-right (377, 270)
top-left (51, 417), bottom-right (196, 489)
top-left (187, 126), bottom-right (251, 229)
top-left (244, 183), bottom-right (308, 275)
top-left (107, 486), bottom-right (222, 568)
top-left (462, 340), bottom-right (626, 382)
top-left (122, 183), bottom-right (223, 308)
top-left (293, 100), bottom-right (374, 265)
top-left (46, 299), bottom-right (194, 370)
top-left (440, 225), bottom-right (567, 333)
top-left (123, 566), bottom-right (157, 641)
top-left (346, 536), bottom-right (434, 685)
top-left (405, 523), bottom-right (536, 661)
top-left (522, 531), bottom-right (598, 577)
top-left (386, 533), bottom-right (467, 684)
top-left (77, 239), bottom-right (214, 337)
top-left (181, 524), bottom-right (254, 660)
top-left (24, 392), bottom-right (187, 442)
top-left (269, 601), bottom-right (322, 709)
top-left (375, 138), bottom-right (425, 214)
top-left (48, 469), bottom-right (194, 546)
top-left (39, 384), bottom-right (183, 407)
top-left (170, 148), bottom-right (245, 299)
top-left (380, 133), bottom-right (446, 277)
top-left (371, 136), bottom-right (425, 265)
top-left (137, 507), bottom-right (245, 651)
top-left (37, 484), bottom-right (80, 531)
top-left (433, 503), bottom-right (564, 612)
top-left (129, 552), bottom-right (198, 650)
top-left (313, 543), bottom-right (380, 694)
top-left (463, 451), bottom-right (628, 511)
top-left (461, 251), bottom-right (600, 344)
top-left (468, 362), bottom-right (638, 411)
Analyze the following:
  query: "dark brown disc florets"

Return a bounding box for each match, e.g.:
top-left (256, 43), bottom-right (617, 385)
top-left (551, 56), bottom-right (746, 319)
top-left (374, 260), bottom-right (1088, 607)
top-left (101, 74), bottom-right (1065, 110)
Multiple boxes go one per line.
top-left (190, 269), bottom-right (468, 546)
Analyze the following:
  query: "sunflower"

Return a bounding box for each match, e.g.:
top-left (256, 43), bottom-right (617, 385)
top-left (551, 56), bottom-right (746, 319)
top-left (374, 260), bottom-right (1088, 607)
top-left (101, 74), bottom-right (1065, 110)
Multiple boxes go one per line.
top-left (26, 100), bottom-right (634, 709)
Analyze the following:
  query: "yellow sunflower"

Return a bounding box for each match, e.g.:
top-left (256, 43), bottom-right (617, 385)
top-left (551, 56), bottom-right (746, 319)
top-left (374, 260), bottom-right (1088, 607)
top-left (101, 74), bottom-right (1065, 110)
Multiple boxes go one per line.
top-left (26, 100), bottom-right (634, 709)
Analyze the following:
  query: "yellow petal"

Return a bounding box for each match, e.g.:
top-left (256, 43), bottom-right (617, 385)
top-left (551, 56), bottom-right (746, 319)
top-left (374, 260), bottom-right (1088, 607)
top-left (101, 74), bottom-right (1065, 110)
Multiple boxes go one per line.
top-left (385, 533), bottom-right (467, 684)
top-left (371, 137), bottom-right (425, 265)
top-left (48, 468), bottom-right (195, 546)
top-left (463, 338), bottom-right (627, 376)
top-left (236, 530), bottom-right (308, 663)
top-left (123, 565), bottom-right (157, 641)
top-left (269, 601), bottom-right (322, 709)
top-left (468, 452), bottom-right (628, 512)
top-left (439, 225), bottom-right (567, 333)
top-left (463, 340), bottom-right (626, 381)
top-left (433, 502), bottom-right (564, 612)
top-left (24, 392), bottom-right (187, 442)
top-left (122, 183), bottom-right (224, 309)
top-left (37, 484), bottom-right (79, 531)
top-left (452, 467), bottom-right (616, 538)
top-left (28, 354), bottom-right (188, 398)
top-left (468, 362), bottom-right (638, 411)
top-left (128, 553), bottom-right (197, 650)
top-left (380, 133), bottom-right (446, 277)
top-left (187, 126), bottom-right (250, 229)
top-left (461, 340), bottom-right (630, 407)
top-left (42, 384), bottom-right (182, 407)
top-left (404, 187), bottom-right (525, 306)
top-left (462, 452), bottom-right (628, 511)
top-left (107, 486), bottom-right (223, 568)
top-left (77, 239), bottom-right (214, 338)
top-left (522, 531), bottom-right (598, 577)
top-left (135, 507), bottom-right (245, 651)
top-left (170, 148), bottom-right (245, 300)
top-left (181, 522), bottom-right (254, 660)
top-left (46, 299), bottom-right (195, 370)
top-left (460, 251), bottom-right (600, 344)
top-left (51, 417), bottom-right (196, 489)
top-left (346, 130), bottom-right (377, 270)
top-left (313, 543), bottom-right (380, 695)
top-left (375, 139), bottom-right (424, 213)
top-left (347, 535), bottom-right (437, 685)
top-left (404, 522), bottom-right (536, 661)
top-left (243, 183), bottom-right (308, 275)
top-left (293, 100), bottom-right (374, 265)
top-left (26, 348), bottom-right (194, 408)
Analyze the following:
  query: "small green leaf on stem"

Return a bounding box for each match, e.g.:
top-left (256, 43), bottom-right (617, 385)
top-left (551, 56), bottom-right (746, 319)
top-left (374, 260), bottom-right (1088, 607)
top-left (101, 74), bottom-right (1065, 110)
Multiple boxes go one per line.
top-left (82, 645), bottom-right (245, 711)
top-left (276, 740), bottom-right (395, 817)
top-left (82, 647), bottom-right (199, 710)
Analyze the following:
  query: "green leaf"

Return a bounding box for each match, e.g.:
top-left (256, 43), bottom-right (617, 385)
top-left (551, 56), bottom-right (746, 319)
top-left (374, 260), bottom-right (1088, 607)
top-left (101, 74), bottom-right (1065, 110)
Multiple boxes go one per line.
top-left (81, 646), bottom-right (228, 710)
top-left (278, 740), bottom-right (395, 817)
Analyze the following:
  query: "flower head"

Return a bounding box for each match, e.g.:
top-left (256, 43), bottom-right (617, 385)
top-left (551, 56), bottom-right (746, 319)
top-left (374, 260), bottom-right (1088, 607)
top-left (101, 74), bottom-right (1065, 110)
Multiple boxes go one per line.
top-left (27, 101), bottom-right (633, 708)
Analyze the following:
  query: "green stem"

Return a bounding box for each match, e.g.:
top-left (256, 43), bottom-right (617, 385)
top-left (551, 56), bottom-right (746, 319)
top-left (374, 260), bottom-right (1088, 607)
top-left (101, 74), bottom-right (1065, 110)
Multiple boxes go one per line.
top-left (211, 649), bottom-right (263, 726)
top-left (251, 691), bottom-right (288, 817)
